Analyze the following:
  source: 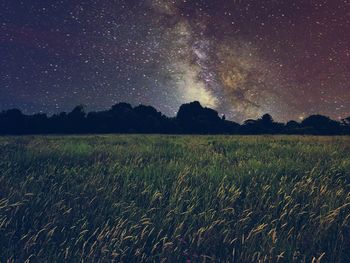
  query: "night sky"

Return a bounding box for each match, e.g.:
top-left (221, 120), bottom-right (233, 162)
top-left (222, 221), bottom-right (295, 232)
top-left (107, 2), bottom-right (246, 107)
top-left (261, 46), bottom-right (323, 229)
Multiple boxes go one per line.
top-left (1, 0), bottom-right (350, 122)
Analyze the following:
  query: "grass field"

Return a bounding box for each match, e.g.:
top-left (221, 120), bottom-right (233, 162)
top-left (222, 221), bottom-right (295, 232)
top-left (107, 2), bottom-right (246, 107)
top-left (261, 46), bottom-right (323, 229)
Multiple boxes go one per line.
top-left (0, 135), bottom-right (350, 262)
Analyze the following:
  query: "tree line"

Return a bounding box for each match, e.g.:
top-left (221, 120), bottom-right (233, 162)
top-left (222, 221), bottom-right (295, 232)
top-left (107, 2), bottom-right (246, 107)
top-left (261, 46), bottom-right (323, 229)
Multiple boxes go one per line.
top-left (0, 101), bottom-right (349, 135)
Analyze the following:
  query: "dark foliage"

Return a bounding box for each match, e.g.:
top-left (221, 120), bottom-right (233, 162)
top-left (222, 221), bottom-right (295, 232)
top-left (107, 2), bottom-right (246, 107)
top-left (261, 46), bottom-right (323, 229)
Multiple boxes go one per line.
top-left (0, 101), bottom-right (348, 135)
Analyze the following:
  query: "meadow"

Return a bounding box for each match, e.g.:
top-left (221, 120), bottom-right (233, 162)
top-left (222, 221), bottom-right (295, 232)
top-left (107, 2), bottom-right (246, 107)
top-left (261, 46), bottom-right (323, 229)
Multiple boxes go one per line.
top-left (0, 135), bottom-right (350, 262)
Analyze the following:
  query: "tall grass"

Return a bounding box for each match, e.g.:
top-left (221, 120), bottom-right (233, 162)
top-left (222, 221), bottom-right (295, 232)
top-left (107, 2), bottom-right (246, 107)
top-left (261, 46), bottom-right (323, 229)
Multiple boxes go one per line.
top-left (0, 135), bottom-right (349, 262)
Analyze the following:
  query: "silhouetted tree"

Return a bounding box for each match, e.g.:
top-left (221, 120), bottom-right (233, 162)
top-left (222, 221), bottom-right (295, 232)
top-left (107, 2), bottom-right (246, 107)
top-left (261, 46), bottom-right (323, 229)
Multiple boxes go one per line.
top-left (27, 113), bottom-right (49, 134)
top-left (259, 114), bottom-right (275, 133)
top-left (176, 101), bottom-right (224, 134)
top-left (285, 120), bottom-right (301, 134)
top-left (110, 103), bottom-right (136, 132)
top-left (261, 114), bottom-right (273, 124)
top-left (0, 109), bottom-right (25, 134)
top-left (241, 119), bottom-right (259, 134)
top-left (301, 115), bottom-right (342, 135)
top-left (133, 105), bottom-right (165, 133)
top-left (86, 110), bottom-right (112, 133)
top-left (241, 114), bottom-right (283, 134)
top-left (66, 105), bottom-right (87, 133)
top-left (49, 112), bottom-right (68, 133)
top-left (0, 102), bottom-right (348, 135)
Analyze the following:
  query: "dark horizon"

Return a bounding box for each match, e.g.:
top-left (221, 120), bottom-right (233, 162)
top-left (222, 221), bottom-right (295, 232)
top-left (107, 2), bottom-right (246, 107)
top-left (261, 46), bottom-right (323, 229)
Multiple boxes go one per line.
top-left (1, 100), bottom-right (350, 125)
top-left (1, 100), bottom-right (349, 135)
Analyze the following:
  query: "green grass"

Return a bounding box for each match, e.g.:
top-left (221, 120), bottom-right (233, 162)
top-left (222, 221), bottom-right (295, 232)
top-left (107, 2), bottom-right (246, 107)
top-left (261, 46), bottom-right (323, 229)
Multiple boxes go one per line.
top-left (0, 135), bottom-right (350, 262)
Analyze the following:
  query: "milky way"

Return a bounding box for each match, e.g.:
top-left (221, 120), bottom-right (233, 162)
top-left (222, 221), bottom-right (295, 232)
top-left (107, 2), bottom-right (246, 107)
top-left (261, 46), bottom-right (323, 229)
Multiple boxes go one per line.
top-left (1, 0), bottom-right (350, 122)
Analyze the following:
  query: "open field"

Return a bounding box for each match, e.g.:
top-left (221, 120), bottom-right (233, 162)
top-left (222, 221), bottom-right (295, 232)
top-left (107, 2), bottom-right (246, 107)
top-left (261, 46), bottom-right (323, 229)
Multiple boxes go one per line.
top-left (0, 135), bottom-right (350, 262)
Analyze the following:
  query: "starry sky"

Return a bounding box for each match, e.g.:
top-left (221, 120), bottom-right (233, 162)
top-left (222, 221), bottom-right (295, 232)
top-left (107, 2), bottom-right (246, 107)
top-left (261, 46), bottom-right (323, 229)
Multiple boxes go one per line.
top-left (1, 0), bottom-right (350, 122)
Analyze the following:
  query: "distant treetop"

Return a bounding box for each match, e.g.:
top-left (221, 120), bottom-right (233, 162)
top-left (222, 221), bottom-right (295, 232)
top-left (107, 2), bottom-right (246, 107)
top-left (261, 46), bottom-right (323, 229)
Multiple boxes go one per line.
top-left (0, 101), bottom-right (349, 135)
